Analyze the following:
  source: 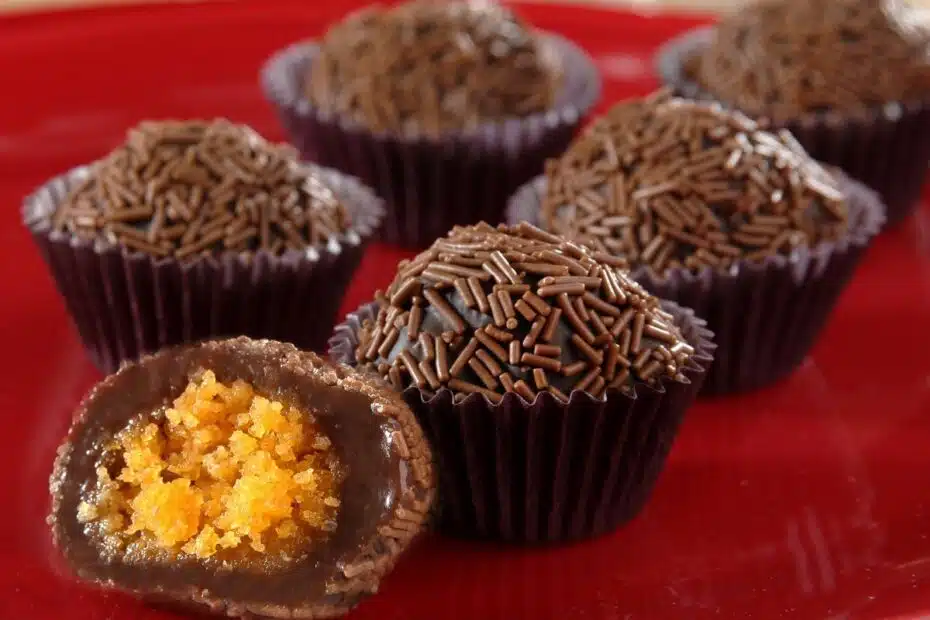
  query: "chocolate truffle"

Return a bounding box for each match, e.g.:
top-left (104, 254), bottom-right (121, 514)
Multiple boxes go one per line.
top-left (24, 120), bottom-right (383, 372)
top-left (48, 337), bottom-right (434, 619)
top-left (53, 119), bottom-right (352, 260)
top-left (509, 91), bottom-right (885, 394)
top-left (542, 92), bottom-right (849, 277)
top-left (307, 0), bottom-right (559, 136)
top-left (352, 221), bottom-right (695, 403)
top-left (688, 0), bottom-right (930, 122)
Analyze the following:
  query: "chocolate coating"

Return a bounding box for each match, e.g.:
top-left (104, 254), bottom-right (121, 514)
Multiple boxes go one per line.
top-left (353, 222), bottom-right (694, 403)
top-left (48, 337), bottom-right (434, 619)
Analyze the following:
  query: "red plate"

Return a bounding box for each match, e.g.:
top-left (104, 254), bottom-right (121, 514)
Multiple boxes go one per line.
top-left (2, 1), bottom-right (929, 618)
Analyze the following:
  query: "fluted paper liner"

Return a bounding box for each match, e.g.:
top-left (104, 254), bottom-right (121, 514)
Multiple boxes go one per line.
top-left (655, 26), bottom-right (930, 228)
top-left (507, 173), bottom-right (885, 395)
top-left (261, 33), bottom-right (601, 248)
top-left (329, 301), bottom-right (714, 544)
top-left (23, 164), bottom-right (384, 374)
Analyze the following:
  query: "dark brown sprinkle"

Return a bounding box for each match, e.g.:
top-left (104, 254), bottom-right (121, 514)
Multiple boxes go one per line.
top-left (354, 222), bottom-right (693, 404)
top-left (484, 325), bottom-right (514, 342)
top-left (54, 120), bottom-right (351, 261)
top-left (533, 368), bottom-right (549, 390)
top-left (486, 290), bottom-right (507, 327)
top-left (522, 291), bottom-right (552, 316)
top-left (475, 328), bottom-right (509, 363)
top-left (449, 338), bottom-right (478, 377)
top-left (557, 294), bottom-right (594, 344)
top-left (537, 283), bottom-right (586, 297)
top-left (422, 288), bottom-right (466, 335)
top-left (378, 329), bottom-right (400, 359)
top-left (523, 317), bottom-right (546, 349)
top-left (542, 93), bottom-right (849, 276)
top-left (561, 361), bottom-right (587, 377)
top-left (436, 338), bottom-right (450, 382)
top-left (512, 380), bottom-right (537, 402)
top-left (413, 333), bottom-right (433, 363)
top-left (467, 276), bottom-right (490, 313)
top-left (540, 306), bottom-right (563, 344)
top-left (692, 0), bottom-right (930, 121)
top-left (521, 353), bottom-right (562, 373)
top-left (631, 312), bottom-right (646, 354)
top-left (573, 296), bottom-right (590, 323)
top-left (391, 278), bottom-right (421, 306)
top-left (400, 350), bottom-right (427, 389)
top-left (477, 350), bottom-right (503, 377)
top-left (408, 304), bottom-right (424, 340)
top-left (307, 1), bottom-right (559, 136)
top-left (514, 299), bottom-right (537, 321)
top-left (589, 312), bottom-right (611, 344)
top-left (534, 344), bottom-right (561, 357)
top-left (496, 290), bottom-right (519, 330)
top-left (454, 278), bottom-right (476, 309)
top-left (571, 334), bottom-right (603, 366)
top-left (604, 342), bottom-right (620, 381)
top-left (468, 358), bottom-right (499, 390)
top-left (499, 373), bottom-right (516, 393)
top-left (419, 359), bottom-right (441, 390)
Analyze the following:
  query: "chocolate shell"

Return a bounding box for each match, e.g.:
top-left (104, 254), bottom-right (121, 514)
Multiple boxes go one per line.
top-left (48, 337), bottom-right (434, 619)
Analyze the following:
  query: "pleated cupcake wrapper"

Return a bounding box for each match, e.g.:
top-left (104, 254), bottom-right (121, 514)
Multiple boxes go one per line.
top-left (261, 33), bottom-right (602, 248)
top-left (328, 302), bottom-right (714, 544)
top-left (506, 173), bottom-right (885, 396)
top-left (23, 164), bottom-right (384, 374)
top-left (655, 26), bottom-right (930, 229)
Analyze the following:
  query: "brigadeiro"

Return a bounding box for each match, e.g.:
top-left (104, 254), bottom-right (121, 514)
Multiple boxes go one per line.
top-left (656, 0), bottom-right (930, 227)
top-left (261, 0), bottom-right (600, 247)
top-left (23, 119), bottom-right (383, 373)
top-left (329, 222), bottom-right (714, 543)
top-left (48, 337), bottom-right (434, 619)
top-left (507, 92), bottom-right (886, 395)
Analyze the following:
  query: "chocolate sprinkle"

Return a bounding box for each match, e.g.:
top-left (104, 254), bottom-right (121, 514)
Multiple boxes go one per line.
top-left (306, 0), bottom-right (559, 136)
top-left (354, 222), bottom-right (694, 403)
top-left (688, 0), bottom-right (930, 121)
top-left (52, 120), bottom-right (351, 261)
top-left (542, 92), bottom-right (849, 277)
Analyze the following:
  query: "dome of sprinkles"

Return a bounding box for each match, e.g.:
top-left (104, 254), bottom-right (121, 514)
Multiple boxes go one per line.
top-left (690, 0), bottom-right (930, 120)
top-left (52, 119), bottom-right (351, 261)
top-left (541, 92), bottom-right (849, 277)
top-left (306, 0), bottom-right (559, 135)
top-left (353, 222), bottom-right (695, 404)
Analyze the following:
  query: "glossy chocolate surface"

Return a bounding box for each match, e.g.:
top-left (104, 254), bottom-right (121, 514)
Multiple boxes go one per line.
top-left (49, 338), bottom-right (433, 617)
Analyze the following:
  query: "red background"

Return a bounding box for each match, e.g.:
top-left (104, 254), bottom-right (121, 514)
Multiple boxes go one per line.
top-left (2, 1), bottom-right (930, 618)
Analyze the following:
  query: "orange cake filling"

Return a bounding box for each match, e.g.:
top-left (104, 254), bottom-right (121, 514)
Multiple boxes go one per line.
top-left (78, 370), bottom-right (341, 567)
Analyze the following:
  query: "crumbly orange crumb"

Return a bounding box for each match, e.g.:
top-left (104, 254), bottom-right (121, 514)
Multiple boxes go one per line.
top-left (78, 370), bottom-right (341, 563)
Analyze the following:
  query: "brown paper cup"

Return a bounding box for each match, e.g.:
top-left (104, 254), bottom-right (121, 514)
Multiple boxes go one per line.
top-left (23, 164), bottom-right (384, 374)
top-left (655, 26), bottom-right (930, 228)
top-left (329, 301), bottom-right (714, 544)
top-left (261, 33), bottom-right (601, 248)
top-left (507, 173), bottom-right (885, 395)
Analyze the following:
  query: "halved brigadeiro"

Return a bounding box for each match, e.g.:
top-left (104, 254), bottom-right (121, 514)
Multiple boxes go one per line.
top-left (48, 337), bottom-right (434, 619)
